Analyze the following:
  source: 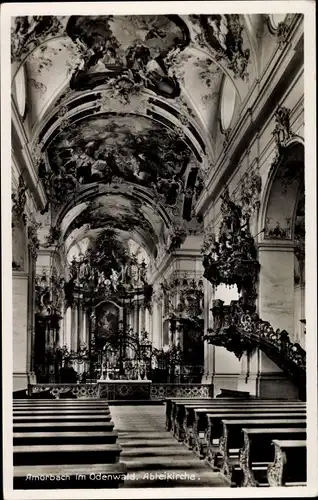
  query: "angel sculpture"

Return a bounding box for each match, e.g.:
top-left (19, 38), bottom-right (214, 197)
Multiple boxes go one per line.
top-left (110, 269), bottom-right (119, 291)
top-left (207, 15), bottom-right (229, 53)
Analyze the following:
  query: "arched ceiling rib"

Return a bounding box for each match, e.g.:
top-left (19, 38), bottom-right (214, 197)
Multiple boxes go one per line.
top-left (11, 14), bottom-right (256, 263)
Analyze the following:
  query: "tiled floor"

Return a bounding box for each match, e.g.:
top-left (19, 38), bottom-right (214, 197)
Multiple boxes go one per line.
top-left (110, 404), bottom-right (228, 488)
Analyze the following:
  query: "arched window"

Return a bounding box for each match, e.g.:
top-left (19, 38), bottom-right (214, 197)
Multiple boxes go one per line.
top-left (14, 65), bottom-right (27, 119)
top-left (268, 14), bottom-right (286, 31)
top-left (220, 76), bottom-right (236, 131)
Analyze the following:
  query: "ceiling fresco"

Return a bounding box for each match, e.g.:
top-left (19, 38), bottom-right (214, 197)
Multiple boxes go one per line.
top-left (65, 15), bottom-right (189, 98)
top-left (45, 114), bottom-right (192, 206)
top-left (11, 14), bottom-right (257, 261)
top-left (64, 195), bottom-right (158, 251)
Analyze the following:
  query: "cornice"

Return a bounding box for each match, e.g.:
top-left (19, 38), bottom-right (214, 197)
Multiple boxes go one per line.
top-left (149, 248), bottom-right (202, 285)
top-left (12, 272), bottom-right (29, 279)
top-left (257, 241), bottom-right (296, 251)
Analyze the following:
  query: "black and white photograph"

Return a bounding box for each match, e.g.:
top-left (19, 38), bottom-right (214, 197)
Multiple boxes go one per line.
top-left (1, 2), bottom-right (317, 499)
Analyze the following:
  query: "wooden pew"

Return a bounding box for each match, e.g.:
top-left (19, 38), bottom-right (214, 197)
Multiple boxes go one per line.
top-left (14, 420), bottom-right (115, 433)
top-left (166, 398), bottom-right (255, 432)
top-left (219, 419), bottom-right (306, 485)
top-left (14, 443), bottom-right (122, 466)
top-left (13, 401), bottom-right (109, 407)
top-left (168, 398), bottom-right (269, 432)
top-left (12, 398), bottom-right (125, 489)
top-left (204, 412), bottom-right (306, 467)
top-left (14, 463), bottom-right (127, 489)
top-left (13, 430), bottom-right (119, 446)
top-left (180, 403), bottom-right (305, 449)
top-left (172, 400), bottom-right (305, 439)
top-left (267, 440), bottom-right (307, 487)
top-left (165, 398), bottom-right (303, 432)
top-left (13, 399), bottom-right (108, 406)
top-left (13, 409), bottom-right (111, 415)
top-left (165, 398), bottom-right (216, 431)
top-left (13, 414), bottom-right (112, 423)
top-left (216, 389), bottom-right (252, 399)
top-left (238, 427), bottom-right (307, 487)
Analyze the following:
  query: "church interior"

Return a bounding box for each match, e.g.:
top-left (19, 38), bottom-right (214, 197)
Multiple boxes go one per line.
top-left (10, 13), bottom-right (308, 490)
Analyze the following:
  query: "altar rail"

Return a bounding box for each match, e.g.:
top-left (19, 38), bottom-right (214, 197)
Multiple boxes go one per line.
top-left (27, 383), bottom-right (213, 400)
top-left (150, 384), bottom-right (213, 399)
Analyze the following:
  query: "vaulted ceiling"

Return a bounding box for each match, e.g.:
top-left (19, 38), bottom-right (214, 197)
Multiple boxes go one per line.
top-left (11, 14), bottom-right (262, 267)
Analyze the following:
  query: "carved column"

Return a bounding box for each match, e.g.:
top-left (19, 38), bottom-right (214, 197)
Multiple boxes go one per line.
top-left (71, 305), bottom-right (78, 352)
top-left (175, 321), bottom-right (183, 349)
top-left (202, 279), bottom-right (214, 384)
top-left (64, 307), bottom-right (72, 350)
top-left (168, 320), bottom-right (176, 348)
top-left (151, 299), bottom-right (162, 349)
top-left (145, 308), bottom-right (150, 336)
top-left (82, 311), bottom-right (87, 346)
top-left (133, 301), bottom-right (138, 334)
top-left (139, 304), bottom-right (145, 336)
top-left (27, 247), bottom-right (37, 382)
top-left (77, 300), bottom-right (84, 347)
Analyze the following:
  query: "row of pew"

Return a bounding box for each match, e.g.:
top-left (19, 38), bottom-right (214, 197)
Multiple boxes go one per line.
top-left (165, 397), bottom-right (307, 487)
top-left (13, 399), bottom-right (126, 489)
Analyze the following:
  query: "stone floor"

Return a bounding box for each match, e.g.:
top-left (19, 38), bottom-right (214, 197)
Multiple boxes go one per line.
top-left (110, 404), bottom-right (228, 488)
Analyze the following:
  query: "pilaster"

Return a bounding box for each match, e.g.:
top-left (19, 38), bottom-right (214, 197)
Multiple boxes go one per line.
top-left (258, 241), bottom-right (295, 336)
top-left (13, 272), bottom-right (29, 392)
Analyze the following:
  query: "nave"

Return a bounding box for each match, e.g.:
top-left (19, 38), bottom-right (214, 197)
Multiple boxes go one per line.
top-left (8, 10), bottom-right (312, 495)
top-left (13, 396), bottom-right (306, 489)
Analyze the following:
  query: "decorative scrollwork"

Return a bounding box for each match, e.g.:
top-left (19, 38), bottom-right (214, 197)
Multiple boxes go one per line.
top-left (274, 15), bottom-right (295, 49)
top-left (150, 383), bottom-right (211, 400)
top-left (105, 71), bottom-right (144, 105)
top-left (30, 383), bottom-right (99, 399)
top-left (12, 175), bottom-right (27, 228)
top-left (11, 16), bottom-right (64, 62)
top-left (27, 220), bottom-right (41, 260)
top-left (272, 106), bottom-right (295, 150)
top-left (202, 187), bottom-right (260, 309)
top-left (267, 442), bottom-right (286, 487)
top-left (239, 166), bottom-right (262, 218)
top-left (199, 15), bottom-right (250, 79)
top-left (35, 269), bottom-right (66, 317)
top-left (239, 432), bottom-right (258, 487)
top-left (165, 220), bottom-right (187, 253)
top-left (264, 218), bottom-right (292, 240)
top-left (44, 226), bottom-right (61, 247)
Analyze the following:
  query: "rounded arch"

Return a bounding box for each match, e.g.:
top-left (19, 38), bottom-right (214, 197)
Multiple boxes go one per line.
top-left (94, 299), bottom-right (122, 312)
top-left (259, 139), bottom-right (304, 241)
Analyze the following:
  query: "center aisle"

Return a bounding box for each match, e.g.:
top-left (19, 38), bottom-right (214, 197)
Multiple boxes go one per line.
top-left (110, 404), bottom-right (227, 488)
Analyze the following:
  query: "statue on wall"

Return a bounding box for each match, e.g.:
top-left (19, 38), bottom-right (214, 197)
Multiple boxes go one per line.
top-left (11, 16), bottom-right (63, 61)
top-left (199, 14), bottom-right (250, 79)
top-left (12, 175), bottom-right (27, 228)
